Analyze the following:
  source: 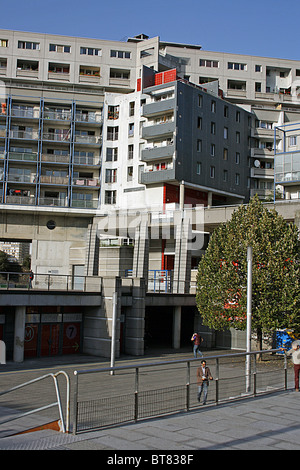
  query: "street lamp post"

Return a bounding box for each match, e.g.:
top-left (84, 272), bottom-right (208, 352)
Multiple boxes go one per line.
top-left (246, 245), bottom-right (252, 392)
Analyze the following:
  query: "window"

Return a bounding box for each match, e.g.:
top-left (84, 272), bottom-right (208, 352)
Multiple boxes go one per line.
top-left (255, 65), bottom-right (262, 72)
top-left (197, 117), bottom-right (202, 129)
top-left (236, 132), bottom-right (240, 143)
top-left (224, 106), bottom-right (228, 118)
top-left (196, 162), bottom-right (202, 175)
top-left (80, 47), bottom-right (101, 56)
top-left (105, 168), bottom-right (117, 183)
top-left (48, 63), bottom-right (70, 74)
top-left (128, 123), bottom-right (134, 136)
top-left (255, 82), bottom-right (262, 92)
top-left (0, 39), bottom-right (8, 47)
top-left (49, 44), bottom-right (71, 53)
top-left (127, 166), bottom-right (133, 181)
top-left (223, 170), bottom-right (228, 182)
top-left (235, 173), bottom-right (240, 185)
top-left (129, 102), bottom-right (135, 117)
top-left (197, 139), bottom-right (202, 152)
top-left (211, 122), bottom-right (216, 135)
top-left (289, 135), bottom-right (297, 146)
top-left (223, 148), bottom-right (228, 161)
top-left (17, 59), bottom-right (39, 71)
top-left (110, 69), bottom-right (130, 80)
top-left (79, 66), bottom-right (100, 77)
top-left (210, 144), bottom-right (215, 156)
top-left (107, 127), bottom-right (119, 141)
top-left (108, 105), bottom-right (119, 120)
top-left (105, 190), bottom-right (116, 204)
top-left (128, 144), bottom-right (134, 159)
top-left (224, 127), bottom-right (228, 139)
top-left (236, 111), bottom-right (240, 122)
top-left (210, 166), bottom-right (215, 178)
top-left (228, 62), bottom-right (247, 71)
top-left (199, 59), bottom-right (219, 68)
top-left (18, 41), bottom-right (40, 50)
top-left (110, 50), bottom-right (131, 59)
top-left (106, 147), bottom-right (118, 162)
top-left (235, 152), bottom-right (240, 164)
top-left (198, 95), bottom-right (203, 107)
top-left (211, 100), bottom-right (216, 113)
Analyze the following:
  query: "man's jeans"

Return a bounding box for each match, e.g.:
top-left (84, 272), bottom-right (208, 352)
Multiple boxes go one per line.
top-left (193, 345), bottom-right (203, 358)
top-left (198, 381), bottom-right (208, 404)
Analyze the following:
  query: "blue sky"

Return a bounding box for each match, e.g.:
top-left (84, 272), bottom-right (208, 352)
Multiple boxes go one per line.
top-left (0, 0), bottom-right (299, 60)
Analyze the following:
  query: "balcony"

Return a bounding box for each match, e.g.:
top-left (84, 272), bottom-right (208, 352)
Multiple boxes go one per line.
top-left (44, 110), bottom-right (71, 121)
top-left (38, 197), bottom-right (68, 207)
top-left (141, 143), bottom-right (175, 162)
top-left (73, 155), bottom-right (100, 166)
top-left (250, 167), bottom-right (274, 178)
top-left (40, 175), bottom-right (69, 185)
top-left (140, 167), bottom-right (175, 184)
top-left (6, 195), bottom-right (36, 205)
top-left (10, 130), bottom-right (39, 140)
top-left (75, 112), bottom-right (102, 124)
top-left (9, 152), bottom-right (38, 162)
top-left (74, 134), bottom-right (101, 145)
top-left (142, 121), bottom-right (175, 139)
top-left (41, 153), bottom-right (70, 164)
top-left (43, 132), bottom-right (70, 142)
top-left (7, 173), bottom-right (36, 183)
top-left (71, 199), bottom-right (99, 209)
top-left (11, 109), bottom-right (39, 119)
top-left (72, 177), bottom-right (100, 188)
top-left (142, 98), bottom-right (176, 117)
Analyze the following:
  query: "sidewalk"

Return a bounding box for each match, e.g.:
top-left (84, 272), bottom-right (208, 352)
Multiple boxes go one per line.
top-left (0, 350), bottom-right (299, 450)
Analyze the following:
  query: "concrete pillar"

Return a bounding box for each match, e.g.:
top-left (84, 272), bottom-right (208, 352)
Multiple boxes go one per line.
top-left (179, 181), bottom-right (185, 209)
top-left (172, 306), bottom-right (181, 349)
top-left (14, 306), bottom-right (26, 363)
top-left (207, 191), bottom-right (213, 208)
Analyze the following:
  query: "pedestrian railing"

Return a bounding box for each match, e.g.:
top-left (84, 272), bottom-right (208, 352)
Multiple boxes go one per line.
top-left (0, 272), bottom-right (102, 292)
top-left (0, 371), bottom-right (70, 433)
top-left (72, 349), bottom-right (288, 434)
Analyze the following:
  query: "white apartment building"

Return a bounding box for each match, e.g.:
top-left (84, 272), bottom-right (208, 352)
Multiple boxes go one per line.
top-left (0, 29), bottom-right (300, 208)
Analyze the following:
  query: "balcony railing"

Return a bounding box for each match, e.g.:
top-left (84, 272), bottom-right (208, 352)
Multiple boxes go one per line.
top-left (72, 177), bottom-right (100, 187)
top-left (71, 199), bottom-right (99, 209)
top-left (43, 132), bottom-right (70, 142)
top-left (0, 271), bottom-right (102, 292)
top-left (40, 175), bottom-right (69, 185)
top-left (10, 130), bottom-right (39, 140)
top-left (9, 152), bottom-right (37, 162)
top-left (74, 135), bottom-right (101, 145)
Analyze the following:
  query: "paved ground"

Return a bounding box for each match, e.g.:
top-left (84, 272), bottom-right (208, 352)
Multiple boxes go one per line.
top-left (0, 349), bottom-right (299, 451)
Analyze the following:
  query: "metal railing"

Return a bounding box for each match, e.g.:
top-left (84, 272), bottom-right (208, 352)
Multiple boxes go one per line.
top-left (72, 349), bottom-right (287, 434)
top-left (0, 371), bottom-right (70, 433)
top-left (0, 272), bottom-right (102, 292)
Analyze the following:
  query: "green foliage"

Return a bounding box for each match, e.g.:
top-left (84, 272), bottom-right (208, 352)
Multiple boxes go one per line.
top-left (196, 195), bottom-right (300, 335)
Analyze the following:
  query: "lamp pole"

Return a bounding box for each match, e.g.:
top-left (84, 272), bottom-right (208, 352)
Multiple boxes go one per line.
top-left (246, 245), bottom-right (252, 392)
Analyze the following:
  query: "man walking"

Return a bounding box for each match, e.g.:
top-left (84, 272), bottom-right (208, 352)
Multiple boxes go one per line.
top-left (191, 332), bottom-right (203, 358)
top-left (197, 360), bottom-right (213, 405)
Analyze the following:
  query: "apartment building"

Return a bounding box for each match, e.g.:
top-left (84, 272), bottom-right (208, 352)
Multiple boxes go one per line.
top-left (153, 39), bottom-right (300, 200)
top-left (101, 67), bottom-right (251, 214)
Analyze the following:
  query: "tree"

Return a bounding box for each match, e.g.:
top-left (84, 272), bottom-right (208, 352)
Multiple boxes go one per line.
top-left (196, 195), bottom-right (300, 348)
top-left (0, 251), bottom-right (10, 272)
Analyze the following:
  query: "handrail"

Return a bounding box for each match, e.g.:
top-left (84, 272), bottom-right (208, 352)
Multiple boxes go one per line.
top-left (0, 371), bottom-right (70, 433)
top-left (73, 349), bottom-right (287, 434)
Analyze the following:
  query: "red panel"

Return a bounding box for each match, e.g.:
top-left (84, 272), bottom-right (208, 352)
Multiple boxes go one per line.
top-left (163, 69), bottom-right (177, 83)
top-left (62, 322), bottom-right (81, 354)
top-left (41, 324), bottom-right (60, 356)
top-left (24, 324), bottom-right (39, 358)
top-left (137, 78), bottom-right (141, 91)
top-left (155, 73), bottom-right (163, 85)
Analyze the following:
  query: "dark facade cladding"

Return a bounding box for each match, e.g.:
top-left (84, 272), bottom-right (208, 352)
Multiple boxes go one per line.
top-left (175, 80), bottom-right (251, 200)
top-left (142, 77), bottom-right (251, 203)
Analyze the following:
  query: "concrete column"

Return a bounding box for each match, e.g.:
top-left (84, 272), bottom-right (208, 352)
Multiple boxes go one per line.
top-left (14, 306), bottom-right (26, 363)
top-left (172, 306), bottom-right (181, 349)
top-left (179, 181), bottom-right (185, 209)
top-left (207, 191), bottom-right (212, 208)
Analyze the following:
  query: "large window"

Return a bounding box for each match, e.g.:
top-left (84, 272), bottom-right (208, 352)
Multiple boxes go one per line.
top-left (110, 50), bottom-right (131, 59)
